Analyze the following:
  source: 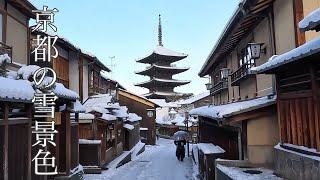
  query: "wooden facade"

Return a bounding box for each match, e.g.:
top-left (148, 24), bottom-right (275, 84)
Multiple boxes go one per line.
top-left (0, 102), bottom-right (32, 180)
top-left (118, 89), bottom-right (158, 145)
top-left (263, 53), bottom-right (320, 151)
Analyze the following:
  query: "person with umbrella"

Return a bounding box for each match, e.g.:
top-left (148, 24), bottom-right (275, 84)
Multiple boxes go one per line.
top-left (172, 131), bottom-right (189, 161)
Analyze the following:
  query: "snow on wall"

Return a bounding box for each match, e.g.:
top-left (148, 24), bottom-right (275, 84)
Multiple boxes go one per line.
top-left (190, 96), bottom-right (276, 120)
top-left (0, 77), bottom-right (35, 101)
top-left (197, 143), bottom-right (225, 154)
top-left (254, 37), bottom-right (320, 73)
top-left (216, 164), bottom-right (282, 180)
top-left (79, 139), bottom-right (101, 144)
top-left (123, 123), bottom-right (134, 130)
top-left (79, 113), bottom-right (94, 120)
top-left (299, 8), bottom-right (320, 32)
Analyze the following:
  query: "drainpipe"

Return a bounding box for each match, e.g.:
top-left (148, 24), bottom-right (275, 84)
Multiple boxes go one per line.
top-left (268, 6), bottom-right (277, 95)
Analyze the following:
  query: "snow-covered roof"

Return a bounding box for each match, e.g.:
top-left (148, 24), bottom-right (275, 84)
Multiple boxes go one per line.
top-left (78, 113), bottom-right (95, 120)
top-left (113, 106), bottom-right (129, 118)
top-left (0, 77), bottom-right (35, 102)
top-left (99, 113), bottom-right (117, 121)
top-left (254, 37), bottom-right (320, 73)
top-left (197, 143), bottom-right (225, 154)
top-left (144, 91), bottom-right (185, 97)
top-left (70, 100), bottom-right (86, 113)
top-left (83, 94), bottom-right (113, 108)
top-left (53, 83), bottom-right (79, 100)
top-left (153, 46), bottom-right (187, 57)
top-left (123, 123), bottom-right (134, 130)
top-left (190, 96), bottom-right (276, 120)
top-left (128, 113), bottom-right (142, 122)
top-left (178, 91), bottom-right (210, 105)
top-left (149, 99), bottom-right (181, 108)
top-left (79, 139), bottom-right (101, 145)
top-left (135, 64), bottom-right (189, 75)
top-left (17, 65), bottom-right (40, 80)
top-left (156, 114), bottom-right (193, 127)
top-left (135, 78), bottom-right (190, 86)
top-left (299, 8), bottom-right (320, 32)
top-left (86, 106), bottom-right (109, 114)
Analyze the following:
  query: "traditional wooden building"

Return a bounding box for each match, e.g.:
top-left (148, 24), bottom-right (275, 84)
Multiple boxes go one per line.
top-left (100, 72), bottom-right (126, 94)
top-left (0, 77), bottom-right (34, 180)
top-left (135, 15), bottom-right (190, 101)
top-left (118, 89), bottom-right (158, 145)
top-left (255, 7), bottom-right (320, 180)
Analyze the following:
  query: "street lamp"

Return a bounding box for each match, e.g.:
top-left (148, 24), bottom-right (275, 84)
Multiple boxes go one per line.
top-left (247, 43), bottom-right (264, 59)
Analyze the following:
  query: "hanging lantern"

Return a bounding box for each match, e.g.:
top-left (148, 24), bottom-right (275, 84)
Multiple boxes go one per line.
top-left (220, 68), bottom-right (230, 79)
top-left (247, 43), bottom-right (264, 59)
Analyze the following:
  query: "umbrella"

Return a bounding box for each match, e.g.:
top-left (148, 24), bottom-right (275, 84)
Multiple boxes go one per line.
top-left (172, 131), bottom-right (190, 141)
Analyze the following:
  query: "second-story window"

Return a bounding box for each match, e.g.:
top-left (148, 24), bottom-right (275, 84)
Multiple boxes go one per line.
top-left (238, 47), bottom-right (255, 68)
top-left (90, 70), bottom-right (94, 87)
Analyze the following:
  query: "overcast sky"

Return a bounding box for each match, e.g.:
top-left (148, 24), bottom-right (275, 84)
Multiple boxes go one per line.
top-left (30, 0), bottom-right (239, 95)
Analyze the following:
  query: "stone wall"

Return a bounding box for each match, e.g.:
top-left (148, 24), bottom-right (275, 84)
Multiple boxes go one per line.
top-left (274, 146), bottom-right (320, 180)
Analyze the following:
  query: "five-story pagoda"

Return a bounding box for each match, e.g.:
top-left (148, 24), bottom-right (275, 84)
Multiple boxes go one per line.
top-left (135, 15), bottom-right (190, 101)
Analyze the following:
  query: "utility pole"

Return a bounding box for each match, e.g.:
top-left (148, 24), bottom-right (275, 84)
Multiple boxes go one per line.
top-left (185, 111), bottom-right (190, 157)
top-left (109, 56), bottom-right (116, 78)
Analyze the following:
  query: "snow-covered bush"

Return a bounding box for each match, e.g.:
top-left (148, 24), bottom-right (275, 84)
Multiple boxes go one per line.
top-left (0, 54), bottom-right (11, 77)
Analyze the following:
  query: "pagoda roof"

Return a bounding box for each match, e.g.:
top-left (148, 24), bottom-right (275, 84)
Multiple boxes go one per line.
top-left (135, 64), bottom-right (189, 76)
top-left (137, 46), bottom-right (187, 64)
top-left (135, 78), bottom-right (190, 88)
top-left (143, 91), bottom-right (185, 99)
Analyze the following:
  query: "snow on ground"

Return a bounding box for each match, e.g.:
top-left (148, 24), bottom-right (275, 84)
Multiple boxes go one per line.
top-left (84, 138), bottom-right (195, 180)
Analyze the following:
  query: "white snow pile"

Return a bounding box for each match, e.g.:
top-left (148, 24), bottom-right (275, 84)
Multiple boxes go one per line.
top-left (196, 143), bottom-right (225, 154)
top-left (140, 127), bottom-right (148, 131)
top-left (299, 8), bottom-right (320, 32)
top-left (99, 113), bottom-right (117, 121)
top-left (254, 37), bottom-right (320, 73)
top-left (69, 164), bottom-right (84, 177)
top-left (128, 113), bottom-right (142, 122)
top-left (0, 76), bottom-right (35, 101)
top-left (178, 91), bottom-right (210, 105)
top-left (6, 70), bottom-right (18, 79)
top-left (113, 106), bottom-right (129, 118)
top-left (123, 123), bottom-right (134, 130)
top-left (79, 139), bottom-right (101, 145)
top-left (216, 164), bottom-right (282, 180)
top-left (78, 113), bottom-right (94, 120)
top-left (53, 83), bottom-right (79, 100)
top-left (0, 53), bottom-right (11, 65)
top-left (17, 65), bottom-right (40, 80)
top-left (190, 96), bottom-right (276, 120)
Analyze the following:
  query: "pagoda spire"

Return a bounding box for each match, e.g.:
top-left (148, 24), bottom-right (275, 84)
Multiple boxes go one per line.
top-left (158, 14), bottom-right (163, 46)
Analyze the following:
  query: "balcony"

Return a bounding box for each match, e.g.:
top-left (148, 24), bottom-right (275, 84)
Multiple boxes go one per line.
top-left (210, 79), bottom-right (228, 95)
top-left (230, 61), bottom-right (255, 86)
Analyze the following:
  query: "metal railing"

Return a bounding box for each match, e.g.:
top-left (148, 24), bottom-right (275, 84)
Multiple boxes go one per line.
top-left (231, 61), bottom-right (255, 85)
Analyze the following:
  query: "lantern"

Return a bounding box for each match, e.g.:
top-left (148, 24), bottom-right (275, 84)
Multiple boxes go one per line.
top-left (247, 43), bottom-right (264, 59)
top-left (220, 68), bottom-right (230, 79)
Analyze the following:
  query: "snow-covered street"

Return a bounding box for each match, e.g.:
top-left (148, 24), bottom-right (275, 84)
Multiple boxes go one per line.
top-left (84, 138), bottom-right (196, 180)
